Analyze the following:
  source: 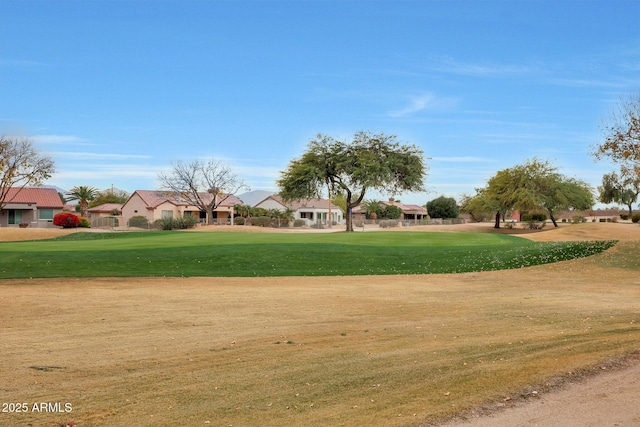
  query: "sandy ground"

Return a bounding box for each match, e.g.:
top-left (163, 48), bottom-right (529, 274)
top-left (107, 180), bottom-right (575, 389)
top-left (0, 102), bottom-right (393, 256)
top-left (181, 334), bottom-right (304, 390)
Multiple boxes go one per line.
top-left (436, 354), bottom-right (640, 427)
top-left (1, 221), bottom-right (639, 427)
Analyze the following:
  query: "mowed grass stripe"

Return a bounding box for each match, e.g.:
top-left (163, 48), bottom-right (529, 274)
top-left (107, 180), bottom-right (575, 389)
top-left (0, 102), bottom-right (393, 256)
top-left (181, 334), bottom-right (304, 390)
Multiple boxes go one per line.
top-left (0, 230), bottom-right (514, 250)
top-left (0, 231), bottom-right (616, 278)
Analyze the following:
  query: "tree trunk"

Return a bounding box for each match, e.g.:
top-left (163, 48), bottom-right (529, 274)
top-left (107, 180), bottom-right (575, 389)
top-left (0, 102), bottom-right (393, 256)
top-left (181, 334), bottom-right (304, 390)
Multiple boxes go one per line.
top-left (628, 204), bottom-right (633, 219)
top-left (80, 201), bottom-right (88, 218)
top-left (550, 212), bottom-right (558, 227)
top-left (345, 207), bottom-right (354, 232)
top-left (494, 211), bottom-right (501, 229)
top-left (206, 207), bottom-right (214, 225)
top-left (343, 188), bottom-right (365, 232)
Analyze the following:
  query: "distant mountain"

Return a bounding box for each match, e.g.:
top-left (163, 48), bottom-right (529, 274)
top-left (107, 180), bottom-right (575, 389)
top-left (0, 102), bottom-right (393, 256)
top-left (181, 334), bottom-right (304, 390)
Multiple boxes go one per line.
top-left (237, 190), bottom-right (274, 207)
top-left (36, 185), bottom-right (68, 194)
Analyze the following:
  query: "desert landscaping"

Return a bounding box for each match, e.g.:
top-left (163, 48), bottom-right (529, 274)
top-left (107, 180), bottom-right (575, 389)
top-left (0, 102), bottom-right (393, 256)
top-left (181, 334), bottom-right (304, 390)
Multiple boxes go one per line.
top-left (0, 222), bottom-right (639, 426)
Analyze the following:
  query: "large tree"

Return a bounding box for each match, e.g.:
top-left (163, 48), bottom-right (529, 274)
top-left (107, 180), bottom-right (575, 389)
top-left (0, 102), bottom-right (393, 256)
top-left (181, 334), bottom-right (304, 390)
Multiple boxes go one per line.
top-left (593, 93), bottom-right (640, 166)
top-left (277, 131), bottom-right (427, 232)
top-left (0, 136), bottom-right (55, 210)
top-left (67, 185), bottom-right (99, 218)
top-left (158, 159), bottom-right (248, 225)
top-left (598, 164), bottom-right (640, 217)
top-left (459, 191), bottom-right (494, 223)
top-left (483, 159), bottom-right (594, 228)
top-left (484, 167), bottom-right (522, 228)
top-left (426, 196), bottom-right (460, 219)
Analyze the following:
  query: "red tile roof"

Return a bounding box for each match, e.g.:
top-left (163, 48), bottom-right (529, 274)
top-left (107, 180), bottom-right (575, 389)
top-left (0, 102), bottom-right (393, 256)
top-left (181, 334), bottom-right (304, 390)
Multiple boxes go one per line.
top-left (130, 190), bottom-right (243, 209)
top-left (258, 194), bottom-right (341, 211)
top-left (87, 203), bottom-right (123, 213)
top-left (3, 187), bottom-right (64, 208)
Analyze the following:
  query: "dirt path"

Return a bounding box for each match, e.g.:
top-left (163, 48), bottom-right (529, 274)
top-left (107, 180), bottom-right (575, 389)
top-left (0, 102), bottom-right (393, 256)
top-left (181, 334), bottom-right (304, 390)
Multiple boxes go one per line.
top-left (438, 354), bottom-right (640, 427)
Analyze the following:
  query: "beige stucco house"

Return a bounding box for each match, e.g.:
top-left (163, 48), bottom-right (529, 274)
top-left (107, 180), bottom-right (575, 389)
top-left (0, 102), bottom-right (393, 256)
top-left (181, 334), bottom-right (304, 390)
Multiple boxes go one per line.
top-left (352, 198), bottom-right (429, 224)
top-left (121, 190), bottom-right (243, 226)
top-left (87, 203), bottom-right (123, 228)
top-left (255, 194), bottom-right (343, 226)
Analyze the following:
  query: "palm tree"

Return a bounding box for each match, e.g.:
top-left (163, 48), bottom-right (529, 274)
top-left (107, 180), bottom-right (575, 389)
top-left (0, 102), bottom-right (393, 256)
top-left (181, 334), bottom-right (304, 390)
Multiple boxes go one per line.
top-left (67, 186), bottom-right (98, 218)
top-left (362, 199), bottom-right (383, 221)
top-left (234, 204), bottom-right (251, 219)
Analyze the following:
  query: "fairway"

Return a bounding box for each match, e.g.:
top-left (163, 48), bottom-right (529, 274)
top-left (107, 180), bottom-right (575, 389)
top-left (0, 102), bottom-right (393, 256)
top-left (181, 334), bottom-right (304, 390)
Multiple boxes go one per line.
top-left (0, 231), bottom-right (615, 278)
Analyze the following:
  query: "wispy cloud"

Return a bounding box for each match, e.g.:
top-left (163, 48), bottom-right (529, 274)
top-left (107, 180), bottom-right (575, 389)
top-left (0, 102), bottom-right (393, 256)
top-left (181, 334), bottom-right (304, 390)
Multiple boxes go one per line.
top-left (389, 93), bottom-right (457, 118)
top-left (548, 77), bottom-right (633, 89)
top-left (50, 151), bottom-right (152, 160)
top-left (52, 165), bottom-right (160, 181)
top-left (0, 58), bottom-right (47, 67)
top-left (32, 134), bottom-right (93, 145)
top-left (425, 56), bottom-right (533, 77)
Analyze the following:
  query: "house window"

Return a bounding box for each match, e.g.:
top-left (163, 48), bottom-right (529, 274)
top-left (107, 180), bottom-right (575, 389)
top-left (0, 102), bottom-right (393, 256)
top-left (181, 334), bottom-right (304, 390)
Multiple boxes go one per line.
top-left (8, 210), bottom-right (23, 225)
top-left (300, 212), bottom-right (313, 220)
top-left (162, 210), bottom-right (173, 219)
top-left (39, 209), bottom-right (54, 220)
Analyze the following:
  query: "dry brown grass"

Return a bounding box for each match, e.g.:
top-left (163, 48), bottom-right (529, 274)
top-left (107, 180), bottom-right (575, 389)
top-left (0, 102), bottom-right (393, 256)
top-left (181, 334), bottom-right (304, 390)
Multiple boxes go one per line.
top-left (0, 222), bottom-right (638, 426)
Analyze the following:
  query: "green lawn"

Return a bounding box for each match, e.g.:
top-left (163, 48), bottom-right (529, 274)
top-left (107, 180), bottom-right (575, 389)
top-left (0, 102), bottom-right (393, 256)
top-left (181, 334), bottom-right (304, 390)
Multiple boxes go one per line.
top-left (0, 231), bottom-right (616, 278)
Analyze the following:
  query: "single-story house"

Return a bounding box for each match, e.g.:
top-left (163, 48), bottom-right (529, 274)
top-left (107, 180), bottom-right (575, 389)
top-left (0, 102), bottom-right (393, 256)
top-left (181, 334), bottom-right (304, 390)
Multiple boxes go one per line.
top-left (87, 203), bottom-right (123, 228)
top-left (0, 187), bottom-right (64, 228)
top-left (121, 190), bottom-right (243, 226)
top-left (255, 194), bottom-right (343, 226)
top-left (352, 198), bottom-right (429, 224)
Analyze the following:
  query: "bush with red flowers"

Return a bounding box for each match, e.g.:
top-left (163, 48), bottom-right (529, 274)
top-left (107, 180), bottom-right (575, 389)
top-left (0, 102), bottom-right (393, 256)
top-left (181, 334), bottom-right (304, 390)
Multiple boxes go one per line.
top-left (54, 212), bottom-right (81, 228)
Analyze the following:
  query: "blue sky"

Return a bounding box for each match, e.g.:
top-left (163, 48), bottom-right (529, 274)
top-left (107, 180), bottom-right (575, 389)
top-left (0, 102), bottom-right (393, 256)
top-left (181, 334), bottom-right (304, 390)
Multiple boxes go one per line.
top-left (1, 0), bottom-right (639, 207)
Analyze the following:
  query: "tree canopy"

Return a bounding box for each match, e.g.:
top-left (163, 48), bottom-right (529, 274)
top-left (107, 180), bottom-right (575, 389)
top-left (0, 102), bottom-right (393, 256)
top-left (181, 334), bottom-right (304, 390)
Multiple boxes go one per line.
top-left (426, 196), bottom-right (460, 219)
top-left (66, 186), bottom-right (99, 218)
top-left (277, 131), bottom-right (427, 231)
top-left (0, 136), bottom-right (55, 210)
top-left (459, 192), bottom-right (494, 223)
top-left (594, 93), bottom-right (640, 166)
top-left (158, 159), bottom-right (248, 225)
top-left (598, 164), bottom-right (640, 217)
top-left (482, 159), bottom-right (594, 228)
top-left (88, 188), bottom-right (130, 208)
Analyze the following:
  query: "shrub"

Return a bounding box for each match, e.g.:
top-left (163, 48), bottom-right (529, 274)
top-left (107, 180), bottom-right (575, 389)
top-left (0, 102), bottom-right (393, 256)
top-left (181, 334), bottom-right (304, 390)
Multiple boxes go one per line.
top-left (531, 212), bottom-right (547, 221)
top-left (53, 212), bottom-right (81, 228)
top-left (248, 216), bottom-right (271, 227)
top-left (620, 213), bottom-right (629, 220)
top-left (572, 215), bottom-right (584, 224)
top-left (293, 219), bottom-right (305, 227)
top-left (382, 205), bottom-right (403, 220)
top-left (521, 221), bottom-right (546, 230)
top-left (151, 218), bottom-right (171, 230)
top-left (521, 212), bottom-right (547, 222)
top-left (78, 216), bottom-right (91, 228)
top-left (172, 215), bottom-right (198, 229)
top-left (379, 220), bottom-right (399, 228)
top-left (632, 213), bottom-right (640, 223)
top-left (234, 217), bottom-right (246, 225)
top-left (128, 216), bottom-right (149, 228)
